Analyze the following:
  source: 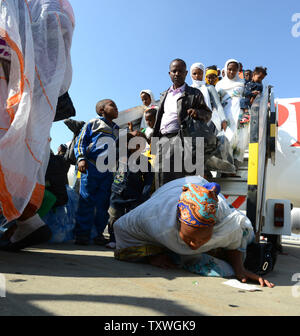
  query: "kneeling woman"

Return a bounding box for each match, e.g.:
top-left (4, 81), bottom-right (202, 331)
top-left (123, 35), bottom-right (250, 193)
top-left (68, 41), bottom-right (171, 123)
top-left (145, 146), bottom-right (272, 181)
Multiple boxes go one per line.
top-left (113, 176), bottom-right (274, 288)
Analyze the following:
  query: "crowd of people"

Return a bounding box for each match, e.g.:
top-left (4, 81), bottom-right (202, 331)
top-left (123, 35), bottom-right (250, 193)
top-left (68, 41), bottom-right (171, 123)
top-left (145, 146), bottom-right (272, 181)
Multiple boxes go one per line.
top-left (45, 58), bottom-right (272, 287)
top-left (0, 0), bottom-right (274, 288)
top-left (55, 58), bottom-right (267, 248)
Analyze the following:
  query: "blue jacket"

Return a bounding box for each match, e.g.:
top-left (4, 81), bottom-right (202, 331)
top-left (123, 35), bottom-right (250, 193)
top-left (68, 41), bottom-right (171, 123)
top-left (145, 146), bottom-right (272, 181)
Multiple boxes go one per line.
top-left (74, 116), bottom-right (119, 167)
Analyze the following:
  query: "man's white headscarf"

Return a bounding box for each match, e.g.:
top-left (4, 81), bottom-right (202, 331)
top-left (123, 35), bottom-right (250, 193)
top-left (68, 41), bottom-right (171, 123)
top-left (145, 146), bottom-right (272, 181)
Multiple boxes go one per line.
top-left (0, 0), bottom-right (74, 222)
top-left (216, 59), bottom-right (244, 92)
top-left (190, 63), bottom-right (212, 110)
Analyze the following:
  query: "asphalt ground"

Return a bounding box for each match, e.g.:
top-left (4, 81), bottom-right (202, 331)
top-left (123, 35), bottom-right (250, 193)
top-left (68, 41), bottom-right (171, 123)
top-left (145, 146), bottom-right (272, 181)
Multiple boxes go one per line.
top-left (0, 237), bottom-right (299, 317)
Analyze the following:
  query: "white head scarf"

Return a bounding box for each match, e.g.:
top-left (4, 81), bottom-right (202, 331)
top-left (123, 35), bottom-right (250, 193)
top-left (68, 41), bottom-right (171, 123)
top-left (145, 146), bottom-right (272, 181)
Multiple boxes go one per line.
top-left (216, 59), bottom-right (244, 92)
top-left (139, 89), bottom-right (157, 129)
top-left (190, 63), bottom-right (211, 110)
top-left (140, 89), bottom-right (156, 107)
top-left (0, 0), bottom-right (74, 222)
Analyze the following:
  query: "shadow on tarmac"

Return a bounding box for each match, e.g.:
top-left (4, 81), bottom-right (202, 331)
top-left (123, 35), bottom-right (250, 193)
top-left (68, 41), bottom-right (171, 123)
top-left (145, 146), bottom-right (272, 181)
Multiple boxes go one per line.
top-left (0, 244), bottom-right (192, 281)
top-left (0, 242), bottom-right (299, 287)
top-left (0, 292), bottom-right (204, 316)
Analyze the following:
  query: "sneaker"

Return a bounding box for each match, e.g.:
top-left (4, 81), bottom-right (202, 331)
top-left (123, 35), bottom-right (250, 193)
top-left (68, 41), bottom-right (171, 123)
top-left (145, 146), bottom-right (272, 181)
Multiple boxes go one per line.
top-left (240, 114), bottom-right (250, 125)
top-left (106, 241), bottom-right (116, 249)
top-left (0, 225), bottom-right (52, 252)
top-left (94, 234), bottom-right (109, 246)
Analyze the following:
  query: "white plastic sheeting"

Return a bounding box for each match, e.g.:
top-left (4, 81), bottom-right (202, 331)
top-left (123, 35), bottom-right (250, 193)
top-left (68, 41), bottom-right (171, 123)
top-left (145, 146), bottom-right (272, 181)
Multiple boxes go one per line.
top-left (0, 0), bottom-right (74, 222)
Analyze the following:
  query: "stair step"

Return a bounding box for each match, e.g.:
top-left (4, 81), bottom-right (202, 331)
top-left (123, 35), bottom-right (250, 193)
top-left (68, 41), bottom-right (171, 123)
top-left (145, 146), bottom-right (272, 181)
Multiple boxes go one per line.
top-left (237, 167), bottom-right (248, 171)
top-left (211, 178), bottom-right (248, 196)
top-left (212, 177), bottom-right (248, 183)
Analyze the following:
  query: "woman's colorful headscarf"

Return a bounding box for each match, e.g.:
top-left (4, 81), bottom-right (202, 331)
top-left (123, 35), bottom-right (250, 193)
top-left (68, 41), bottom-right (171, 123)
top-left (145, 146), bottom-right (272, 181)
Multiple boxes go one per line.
top-left (177, 183), bottom-right (220, 228)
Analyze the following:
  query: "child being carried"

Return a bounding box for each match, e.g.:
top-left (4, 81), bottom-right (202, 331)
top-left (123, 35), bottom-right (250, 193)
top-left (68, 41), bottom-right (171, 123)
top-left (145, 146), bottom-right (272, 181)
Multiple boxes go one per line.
top-left (240, 67), bottom-right (267, 126)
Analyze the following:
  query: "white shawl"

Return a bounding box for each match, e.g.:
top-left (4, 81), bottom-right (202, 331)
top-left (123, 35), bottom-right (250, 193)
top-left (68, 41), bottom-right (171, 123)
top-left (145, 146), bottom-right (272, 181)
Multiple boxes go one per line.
top-left (190, 63), bottom-right (212, 110)
top-left (140, 89), bottom-right (157, 129)
top-left (215, 59), bottom-right (244, 92)
top-left (140, 89), bottom-right (156, 107)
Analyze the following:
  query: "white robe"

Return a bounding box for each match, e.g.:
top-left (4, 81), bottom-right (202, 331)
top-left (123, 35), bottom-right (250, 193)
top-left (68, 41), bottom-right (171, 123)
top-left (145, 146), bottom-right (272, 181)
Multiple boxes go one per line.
top-left (190, 62), bottom-right (212, 110)
top-left (216, 59), bottom-right (248, 163)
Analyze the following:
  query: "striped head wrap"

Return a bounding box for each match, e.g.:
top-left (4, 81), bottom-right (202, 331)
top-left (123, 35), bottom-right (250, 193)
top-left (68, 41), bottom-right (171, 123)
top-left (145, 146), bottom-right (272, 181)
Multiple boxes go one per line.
top-left (177, 183), bottom-right (220, 228)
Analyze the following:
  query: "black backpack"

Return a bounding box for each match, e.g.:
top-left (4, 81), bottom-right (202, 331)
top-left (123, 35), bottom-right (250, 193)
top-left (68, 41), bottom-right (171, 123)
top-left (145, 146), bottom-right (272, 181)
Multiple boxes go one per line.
top-left (64, 134), bottom-right (78, 166)
top-left (244, 241), bottom-right (278, 276)
top-left (45, 152), bottom-right (69, 207)
top-left (54, 92), bottom-right (76, 122)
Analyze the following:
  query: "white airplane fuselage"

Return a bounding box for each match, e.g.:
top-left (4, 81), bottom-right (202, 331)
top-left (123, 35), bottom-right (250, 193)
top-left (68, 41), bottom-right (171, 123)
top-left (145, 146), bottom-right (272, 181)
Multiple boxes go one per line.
top-left (265, 98), bottom-right (300, 233)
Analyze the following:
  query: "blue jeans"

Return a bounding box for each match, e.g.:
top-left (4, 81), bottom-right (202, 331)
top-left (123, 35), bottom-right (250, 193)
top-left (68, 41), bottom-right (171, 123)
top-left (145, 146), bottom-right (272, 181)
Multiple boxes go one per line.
top-left (74, 164), bottom-right (113, 241)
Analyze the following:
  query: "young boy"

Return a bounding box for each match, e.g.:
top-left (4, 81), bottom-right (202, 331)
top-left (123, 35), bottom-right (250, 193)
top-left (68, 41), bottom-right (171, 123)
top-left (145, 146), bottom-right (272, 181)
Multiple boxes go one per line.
top-left (74, 99), bottom-right (119, 245)
top-left (240, 67), bottom-right (267, 125)
top-left (106, 132), bottom-right (154, 249)
top-left (244, 69), bottom-right (253, 83)
top-left (142, 107), bottom-right (157, 141)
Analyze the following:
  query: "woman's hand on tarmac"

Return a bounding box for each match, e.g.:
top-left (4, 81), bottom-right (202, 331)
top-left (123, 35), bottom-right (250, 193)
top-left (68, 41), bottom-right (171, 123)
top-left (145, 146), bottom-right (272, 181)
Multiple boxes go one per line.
top-left (226, 249), bottom-right (275, 289)
top-left (236, 268), bottom-right (275, 288)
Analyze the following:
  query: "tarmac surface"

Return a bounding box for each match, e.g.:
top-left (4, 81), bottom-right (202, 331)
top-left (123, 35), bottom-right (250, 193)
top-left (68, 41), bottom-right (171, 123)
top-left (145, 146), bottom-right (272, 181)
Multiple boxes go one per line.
top-left (0, 237), bottom-right (299, 316)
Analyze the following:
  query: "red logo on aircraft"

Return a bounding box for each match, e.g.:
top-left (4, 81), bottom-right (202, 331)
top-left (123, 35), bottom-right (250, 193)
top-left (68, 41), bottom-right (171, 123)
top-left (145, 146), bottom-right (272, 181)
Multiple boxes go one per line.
top-left (277, 101), bottom-right (300, 147)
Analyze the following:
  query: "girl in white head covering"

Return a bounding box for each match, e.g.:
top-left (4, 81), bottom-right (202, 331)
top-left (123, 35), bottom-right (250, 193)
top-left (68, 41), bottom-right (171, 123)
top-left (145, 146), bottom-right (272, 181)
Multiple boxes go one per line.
top-left (140, 90), bottom-right (156, 107)
top-left (190, 63), bottom-right (212, 110)
top-left (216, 59), bottom-right (247, 167)
top-left (216, 59), bottom-right (244, 91)
top-left (139, 89), bottom-right (157, 129)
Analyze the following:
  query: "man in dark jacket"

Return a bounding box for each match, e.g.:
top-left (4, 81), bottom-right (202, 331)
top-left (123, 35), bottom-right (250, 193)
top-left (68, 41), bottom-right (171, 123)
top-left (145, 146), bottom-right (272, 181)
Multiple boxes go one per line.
top-left (152, 58), bottom-right (212, 187)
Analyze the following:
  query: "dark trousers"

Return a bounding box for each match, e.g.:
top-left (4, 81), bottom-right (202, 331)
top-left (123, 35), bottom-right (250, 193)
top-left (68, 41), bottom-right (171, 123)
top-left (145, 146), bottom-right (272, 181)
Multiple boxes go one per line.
top-left (74, 164), bottom-right (113, 241)
top-left (108, 193), bottom-right (139, 242)
top-left (154, 133), bottom-right (189, 188)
